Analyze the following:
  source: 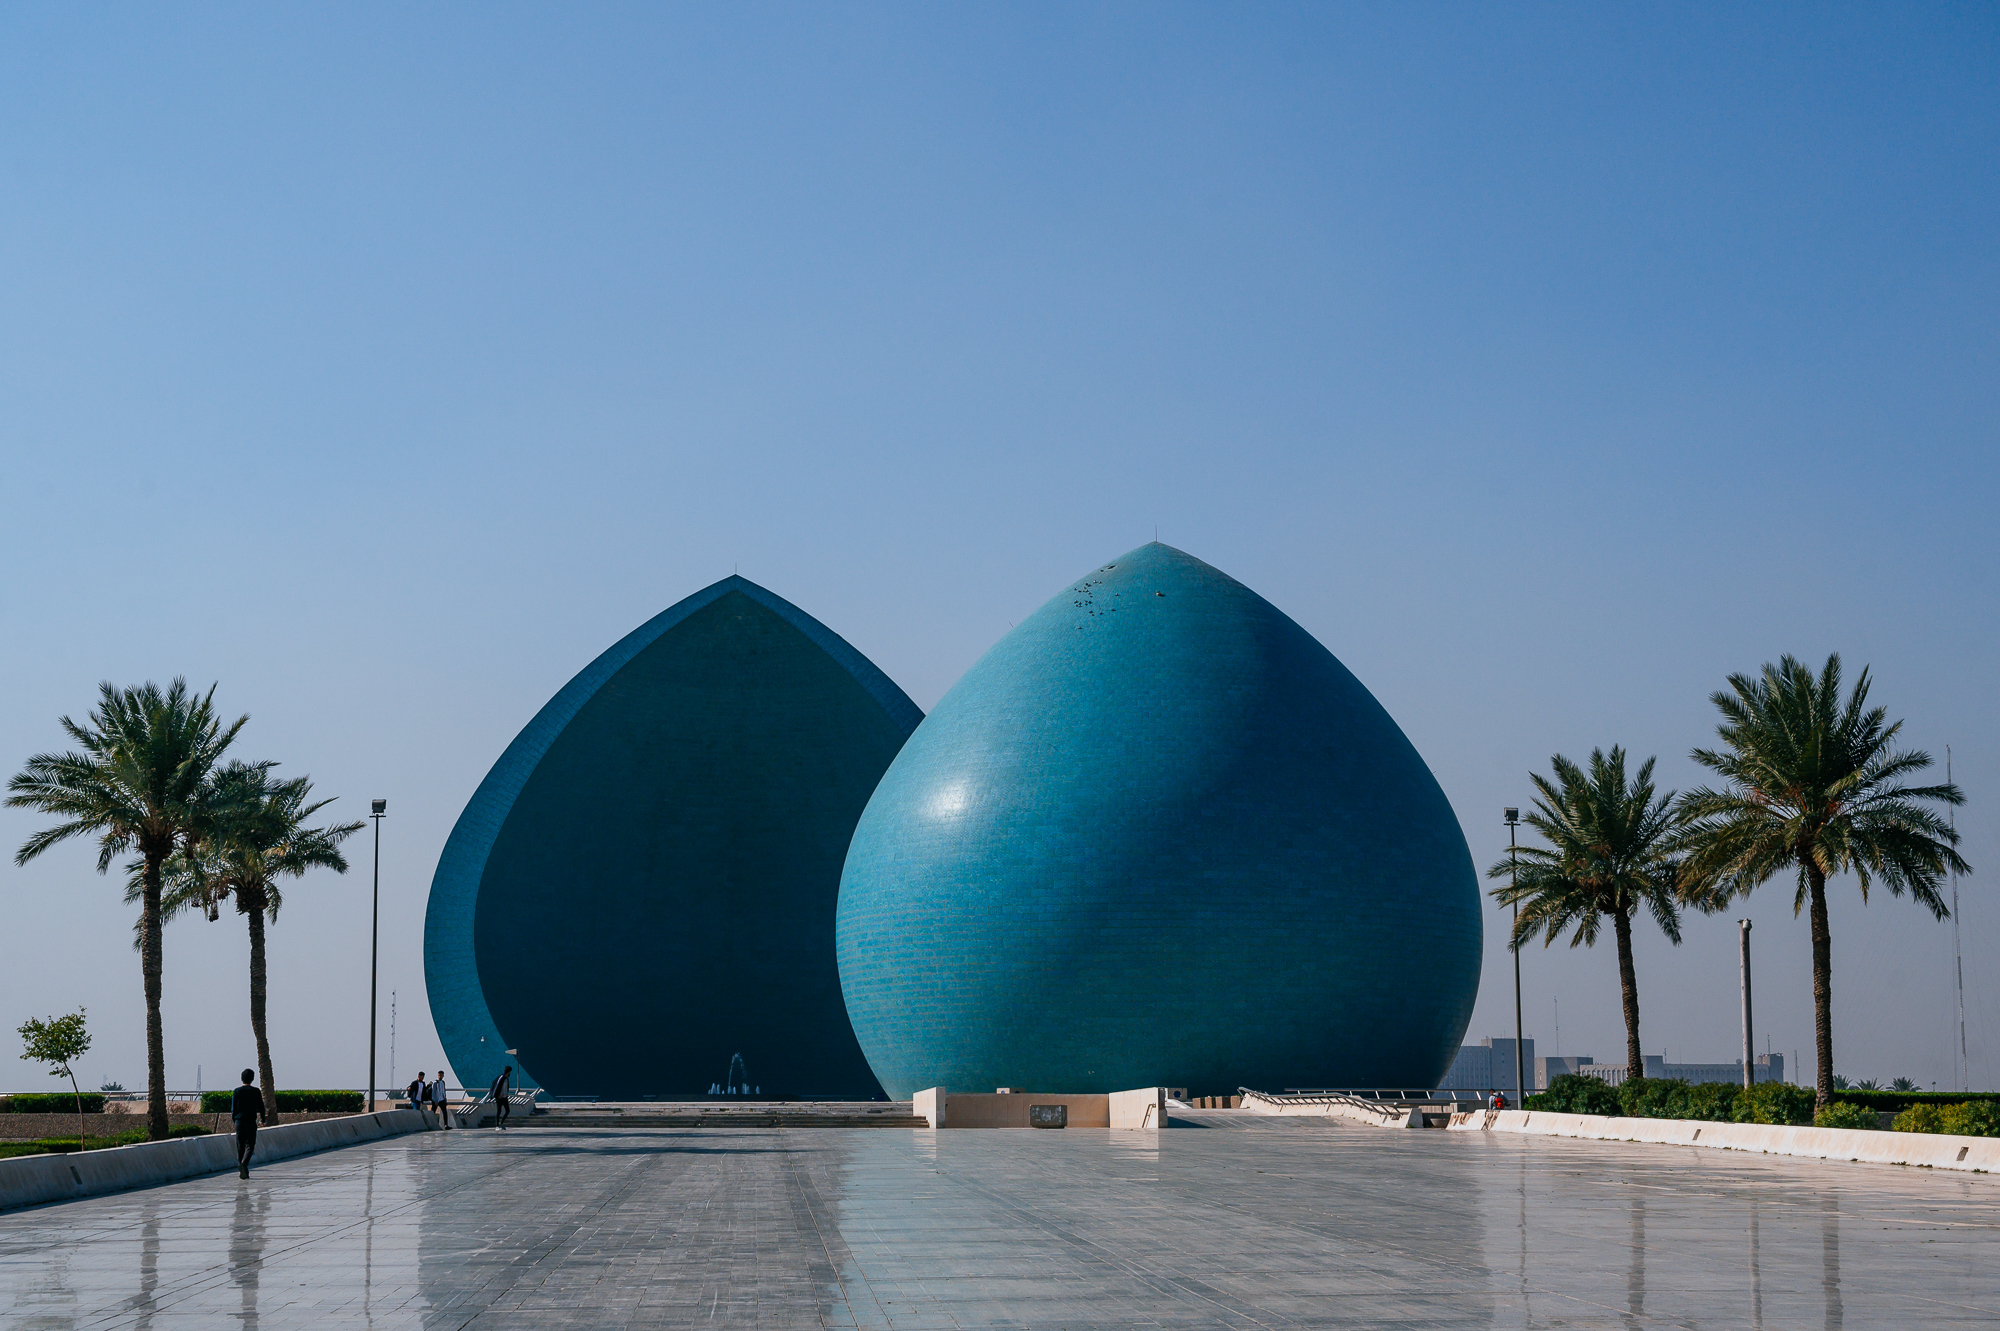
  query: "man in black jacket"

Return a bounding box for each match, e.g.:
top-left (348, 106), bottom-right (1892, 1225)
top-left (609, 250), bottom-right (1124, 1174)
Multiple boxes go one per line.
top-left (489, 1066), bottom-right (513, 1130)
top-left (231, 1069), bottom-right (265, 1178)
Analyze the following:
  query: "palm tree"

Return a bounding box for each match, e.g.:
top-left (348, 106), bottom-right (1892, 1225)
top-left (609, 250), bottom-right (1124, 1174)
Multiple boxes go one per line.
top-left (8, 680), bottom-right (246, 1140)
top-left (1489, 747), bottom-right (1684, 1083)
top-left (1676, 653), bottom-right (1968, 1106)
top-left (149, 764), bottom-right (362, 1122)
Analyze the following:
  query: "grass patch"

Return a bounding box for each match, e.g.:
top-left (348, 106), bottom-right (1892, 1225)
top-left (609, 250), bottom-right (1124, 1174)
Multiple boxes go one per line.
top-left (3, 1124), bottom-right (213, 1157)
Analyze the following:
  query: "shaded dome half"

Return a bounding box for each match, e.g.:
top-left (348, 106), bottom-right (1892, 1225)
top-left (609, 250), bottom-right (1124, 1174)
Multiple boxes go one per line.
top-left (424, 577), bottom-right (921, 1099)
top-left (835, 544), bottom-right (1479, 1098)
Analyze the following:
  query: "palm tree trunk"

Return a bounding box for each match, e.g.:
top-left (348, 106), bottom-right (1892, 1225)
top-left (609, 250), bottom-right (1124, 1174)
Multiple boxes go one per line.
top-left (1613, 905), bottom-right (1644, 1083)
top-left (248, 905), bottom-right (277, 1125)
top-left (142, 854), bottom-right (169, 1142)
top-left (1807, 862), bottom-right (1834, 1107)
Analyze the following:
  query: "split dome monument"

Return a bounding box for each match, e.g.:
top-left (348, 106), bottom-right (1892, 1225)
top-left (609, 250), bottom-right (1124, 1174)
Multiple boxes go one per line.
top-left (424, 544), bottom-right (1480, 1099)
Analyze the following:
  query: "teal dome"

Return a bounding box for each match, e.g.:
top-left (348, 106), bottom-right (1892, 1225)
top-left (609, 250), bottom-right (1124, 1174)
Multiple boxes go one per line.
top-left (835, 544), bottom-right (1480, 1097)
top-left (424, 577), bottom-right (920, 1099)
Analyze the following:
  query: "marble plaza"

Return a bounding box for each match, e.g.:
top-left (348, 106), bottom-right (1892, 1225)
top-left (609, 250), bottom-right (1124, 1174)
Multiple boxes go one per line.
top-left (1, 1112), bottom-right (1996, 1328)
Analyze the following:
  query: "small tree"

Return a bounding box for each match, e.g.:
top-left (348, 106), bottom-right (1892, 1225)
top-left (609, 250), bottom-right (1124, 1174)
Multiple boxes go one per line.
top-left (19, 1009), bottom-right (91, 1151)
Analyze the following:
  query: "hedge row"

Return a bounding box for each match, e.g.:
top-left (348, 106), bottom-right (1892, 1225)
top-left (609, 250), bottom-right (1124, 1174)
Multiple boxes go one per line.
top-left (197, 1089), bottom-right (364, 1114)
top-left (1525, 1075), bottom-right (1816, 1125)
top-left (2, 1093), bottom-right (107, 1114)
top-left (1888, 1101), bottom-right (2000, 1137)
top-left (1828, 1089), bottom-right (2000, 1113)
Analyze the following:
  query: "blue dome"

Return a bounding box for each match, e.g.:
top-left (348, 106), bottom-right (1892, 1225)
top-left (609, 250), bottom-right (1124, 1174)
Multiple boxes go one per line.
top-left (835, 544), bottom-right (1480, 1097)
top-left (424, 577), bottom-right (921, 1099)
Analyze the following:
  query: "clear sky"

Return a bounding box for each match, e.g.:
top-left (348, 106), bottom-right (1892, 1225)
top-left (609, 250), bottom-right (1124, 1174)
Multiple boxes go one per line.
top-left (3, 4), bottom-right (1995, 1096)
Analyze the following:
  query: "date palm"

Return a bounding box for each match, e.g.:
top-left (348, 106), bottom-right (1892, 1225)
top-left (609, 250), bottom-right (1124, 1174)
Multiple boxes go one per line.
top-left (8, 680), bottom-right (246, 1140)
top-left (150, 764), bottom-right (362, 1123)
top-left (1488, 746), bottom-right (1683, 1083)
top-left (1676, 653), bottom-right (1968, 1106)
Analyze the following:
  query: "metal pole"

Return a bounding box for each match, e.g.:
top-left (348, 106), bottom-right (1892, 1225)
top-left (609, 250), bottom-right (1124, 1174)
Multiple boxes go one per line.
top-left (1509, 811), bottom-right (1524, 1102)
top-left (369, 802), bottom-right (384, 1112)
top-left (1950, 746), bottom-right (1967, 1091)
top-left (1739, 919), bottom-right (1754, 1090)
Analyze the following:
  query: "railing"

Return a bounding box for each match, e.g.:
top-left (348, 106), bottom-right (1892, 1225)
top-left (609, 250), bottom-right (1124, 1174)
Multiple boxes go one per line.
top-left (1271, 1088), bottom-right (1490, 1107)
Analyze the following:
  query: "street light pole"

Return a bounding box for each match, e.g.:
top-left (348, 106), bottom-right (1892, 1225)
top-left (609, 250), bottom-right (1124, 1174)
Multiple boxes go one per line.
top-left (368, 799), bottom-right (386, 1112)
top-left (1507, 808), bottom-right (1524, 1103)
top-left (1738, 919), bottom-right (1754, 1090)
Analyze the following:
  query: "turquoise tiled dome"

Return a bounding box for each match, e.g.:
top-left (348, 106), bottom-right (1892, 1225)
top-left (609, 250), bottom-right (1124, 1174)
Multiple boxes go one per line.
top-left (835, 544), bottom-right (1480, 1097)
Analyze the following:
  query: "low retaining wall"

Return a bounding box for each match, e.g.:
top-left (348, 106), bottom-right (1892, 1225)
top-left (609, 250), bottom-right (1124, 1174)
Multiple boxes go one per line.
top-left (913, 1088), bottom-right (1163, 1130)
top-left (1448, 1108), bottom-right (2000, 1174)
top-left (0, 1109), bottom-right (433, 1213)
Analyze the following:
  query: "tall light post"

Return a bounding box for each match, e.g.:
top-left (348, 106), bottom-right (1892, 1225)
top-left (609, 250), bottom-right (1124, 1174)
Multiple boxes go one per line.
top-left (1506, 807), bottom-right (1524, 1102)
top-left (368, 799), bottom-right (386, 1111)
top-left (1738, 919), bottom-right (1754, 1090)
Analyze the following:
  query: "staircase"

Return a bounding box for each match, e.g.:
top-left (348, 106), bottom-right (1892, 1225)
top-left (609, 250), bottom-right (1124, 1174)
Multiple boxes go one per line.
top-left (512, 1101), bottom-right (926, 1129)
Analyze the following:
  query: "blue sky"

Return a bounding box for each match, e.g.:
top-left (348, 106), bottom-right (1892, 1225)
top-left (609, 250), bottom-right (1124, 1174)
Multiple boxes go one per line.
top-left (2, 4), bottom-right (1994, 1094)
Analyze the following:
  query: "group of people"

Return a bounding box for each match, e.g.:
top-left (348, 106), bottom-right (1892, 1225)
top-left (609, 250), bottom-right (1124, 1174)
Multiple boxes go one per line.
top-left (225, 1063), bottom-right (521, 1182)
top-left (404, 1066), bottom-right (516, 1130)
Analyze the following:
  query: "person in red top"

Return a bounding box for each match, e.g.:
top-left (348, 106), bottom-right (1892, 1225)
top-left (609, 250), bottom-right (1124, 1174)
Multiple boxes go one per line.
top-left (1489, 1090), bottom-right (1508, 1111)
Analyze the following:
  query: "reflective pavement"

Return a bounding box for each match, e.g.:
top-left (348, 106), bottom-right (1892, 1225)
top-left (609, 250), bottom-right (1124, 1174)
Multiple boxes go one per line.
top-left (1, 1112), bottom-right (1997, 1328)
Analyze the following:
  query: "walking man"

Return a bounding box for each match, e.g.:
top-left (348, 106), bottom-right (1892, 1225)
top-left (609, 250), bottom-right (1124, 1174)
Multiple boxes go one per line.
top-left (232, 1069), bottom-right (265, 1179)
top-left (430, 1071), bottom-right (453, 1129)
top-left (489, 1065), bottom-right (513, 1130)
top-left (407, 1075), bottom-right (425, 1121)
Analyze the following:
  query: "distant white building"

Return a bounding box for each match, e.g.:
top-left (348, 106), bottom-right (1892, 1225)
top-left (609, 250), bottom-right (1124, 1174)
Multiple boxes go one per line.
top-left (1572, 1053), bottom-right (1785, 1087)
top-left (1438, 1046), bottom-right (1785, 1092)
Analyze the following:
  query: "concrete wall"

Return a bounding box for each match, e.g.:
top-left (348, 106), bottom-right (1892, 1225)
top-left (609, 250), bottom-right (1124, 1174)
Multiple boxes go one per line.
top-left (1109, 1088), bottom-right (1165, 1130)
top-left (913, 1088), bottom-right (1162, 1130)
top-left (1447, 1108), bottom-right (2000, 1174)
top-left (0, 1109), bottom-right (433, 1213)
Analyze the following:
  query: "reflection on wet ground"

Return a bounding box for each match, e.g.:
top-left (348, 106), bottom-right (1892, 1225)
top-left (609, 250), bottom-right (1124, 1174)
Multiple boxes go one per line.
top-left (0, 1113), bottom-right (1996, 1327)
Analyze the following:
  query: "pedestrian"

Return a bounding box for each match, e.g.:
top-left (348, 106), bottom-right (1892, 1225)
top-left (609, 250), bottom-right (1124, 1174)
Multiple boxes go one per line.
top-left (231, 1068), bottom-right (265, 1179)
top-left (1489, 1089), bottom-right (1508, 1112)
top-left (489, 1065), bottom-right (513, 1130)
top-left (430, 1071), bottom-right (453, 1129)
top-left (406, 1075), bottom-right (426, 1121)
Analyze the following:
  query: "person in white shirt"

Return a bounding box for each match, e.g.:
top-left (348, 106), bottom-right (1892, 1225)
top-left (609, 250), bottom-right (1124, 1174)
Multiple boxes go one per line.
top-left (429, 1072), bottom-right (454, 1129)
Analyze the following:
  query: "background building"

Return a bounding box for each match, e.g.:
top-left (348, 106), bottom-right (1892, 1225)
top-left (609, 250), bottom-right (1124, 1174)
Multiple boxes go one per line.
top-left (1437, 1038), bottom-right (1537, 1094)
top-left (1571, 1053), bottom-right (1786, 1088)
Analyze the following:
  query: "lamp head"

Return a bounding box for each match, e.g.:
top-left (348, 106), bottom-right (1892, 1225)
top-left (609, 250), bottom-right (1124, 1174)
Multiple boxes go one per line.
top-left (371, 799), bottom-right (387, 816)
top-left (1503, 807), bottom-right (1519, 825)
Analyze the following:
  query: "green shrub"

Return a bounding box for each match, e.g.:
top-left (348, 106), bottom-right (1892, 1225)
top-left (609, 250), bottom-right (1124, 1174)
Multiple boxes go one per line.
top-left (1535, 1074), bottom-right (1621, 1116)
top-left (3, 1093), bottom-right (105, 1114)
top-left (1734, 1081), bottom-right (1815, 1126)
top-left (1813, 1102), bottom-right (1880, 1130)
top-left (1892, 1103), bottom-right (1946, 1133)
top-left (1677, 1082), bottom-right (1741, 1122)
top-left (199, 1089), bottom-right (363, 1114)
top-left (1828, 1089), bottom-right (2000, 1114)
top-left (1938, 1102), bottom-right (2000, 1138)
top-left (1616, 1077), bottom-right (1690, 1119)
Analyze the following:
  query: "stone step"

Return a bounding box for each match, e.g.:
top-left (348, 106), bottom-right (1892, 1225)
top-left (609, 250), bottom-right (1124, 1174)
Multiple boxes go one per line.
top-left (510, 1113), bottom-right (926, 1129)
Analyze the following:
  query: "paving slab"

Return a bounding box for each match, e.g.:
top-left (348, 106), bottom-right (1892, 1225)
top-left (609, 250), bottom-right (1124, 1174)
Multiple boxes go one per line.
top-left (0, 1112), bottom-right (1995, 1328)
